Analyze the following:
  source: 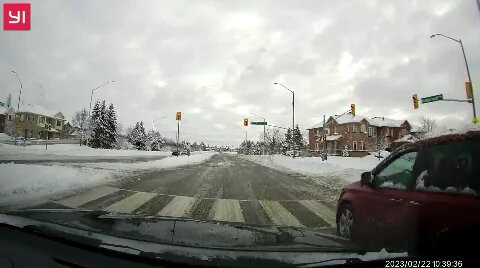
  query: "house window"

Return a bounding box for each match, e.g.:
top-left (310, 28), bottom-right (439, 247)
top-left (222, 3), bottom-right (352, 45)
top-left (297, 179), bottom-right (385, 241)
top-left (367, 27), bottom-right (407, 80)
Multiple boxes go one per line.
top-left (360, 141), bottom-right (365, 151)
top-left (373, 128), bottom-right (376, 137)
top-left (360, 124), bottom-right (366, 133)
top-left (352, 124), bottom-right (358, 133)
top-left (8, 114), bottom-right (13, 121)
top-left (39, 116), bottom-right (45, 124)
top-left (325, 128), bottom-right (330, 135)
top-left (20, 114), bottom-right (25, 121)
top-left (368, 127), bottom-right (373, 137)
top-left (25, 114), bottom-right (30, 121)
top-left (56, 120), bottom-right (62, 127)
top-left (400, 128), bottom-right (406, 136)
top-left (390, 129), bottom-right (394, 136)
top-left (353, 141), bottom-right (358, 151)
top-left (334, 126), bottom-right (337, 134)
top-left (385, 128), bottom-right (389, 137)
top-left (316, 129), bottom-right (320, 136)
top-left (347, 124), bottom-right (350, 133)
top-left (315, 143), bottom-right (319, 150)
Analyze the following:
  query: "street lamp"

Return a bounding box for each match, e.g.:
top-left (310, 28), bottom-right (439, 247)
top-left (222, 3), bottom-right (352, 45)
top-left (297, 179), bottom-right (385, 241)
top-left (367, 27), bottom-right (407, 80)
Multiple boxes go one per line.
top-left (250, 112), bottom-right (266, 155)
top-left (11, 71), bottom-right (22, 145)
top-left (430, 33), bottom-right (476, 119)
top-left (152, 116), bottom-right (167, 131)
top-left (274, 82), bottom-right (295, 156)
top-left (88, 81), bottom-right (115, 117)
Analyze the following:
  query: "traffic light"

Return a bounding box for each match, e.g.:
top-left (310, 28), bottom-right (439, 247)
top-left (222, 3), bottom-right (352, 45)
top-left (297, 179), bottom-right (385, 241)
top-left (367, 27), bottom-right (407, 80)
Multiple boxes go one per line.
top-left (350, 104), bottom-right (356, 116)
top-left (243, 118), bottom-right (248, 127)
top-left (412, 94), bottom-right (419, 109)
top-left (176, 112), bottom-right (182, 121)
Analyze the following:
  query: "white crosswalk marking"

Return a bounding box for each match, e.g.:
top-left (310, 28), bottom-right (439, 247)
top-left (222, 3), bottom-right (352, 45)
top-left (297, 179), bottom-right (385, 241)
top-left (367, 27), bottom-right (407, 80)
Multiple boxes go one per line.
top-left (157, 196), bottom-right (195, 217)
top-left (299, 200), bottom-right (336, 227)
top-left (56, 186), bottom-right (119, 208)
top-left (211, 199), bottom-right (244, 223)
top-left (104, 192), bottom-right (156, 213)
top-left (259, 200), bottom-right (303, 227)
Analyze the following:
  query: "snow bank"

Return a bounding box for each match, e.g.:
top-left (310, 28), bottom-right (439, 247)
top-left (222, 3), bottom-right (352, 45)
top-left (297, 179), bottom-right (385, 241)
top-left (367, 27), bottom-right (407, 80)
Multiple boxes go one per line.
top-left (0, 163), bottom-right (113, 207)
top-left (0, 143), bottom-right (173, 157)
top-left (0, 152), bottom-right (217, 208)
top-left (242, 154), bottom-right (381, 183)
top-left (79, 152), bottom-right (217, 171)
top-left (0, 133), bottom-right (11, 141)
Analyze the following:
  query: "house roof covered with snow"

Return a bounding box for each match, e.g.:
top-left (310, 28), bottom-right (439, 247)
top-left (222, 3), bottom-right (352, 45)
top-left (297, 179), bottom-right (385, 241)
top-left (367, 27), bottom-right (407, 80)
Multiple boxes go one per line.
top-left (17, 104), bottom-right (64, 119)
top-left (309, 113), bottom-right (408, 129)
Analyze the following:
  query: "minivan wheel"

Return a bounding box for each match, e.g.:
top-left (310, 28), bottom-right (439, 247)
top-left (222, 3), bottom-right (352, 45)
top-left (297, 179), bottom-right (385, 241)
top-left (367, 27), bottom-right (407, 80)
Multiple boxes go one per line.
top-left (337, 204), bottom-right (354, 239)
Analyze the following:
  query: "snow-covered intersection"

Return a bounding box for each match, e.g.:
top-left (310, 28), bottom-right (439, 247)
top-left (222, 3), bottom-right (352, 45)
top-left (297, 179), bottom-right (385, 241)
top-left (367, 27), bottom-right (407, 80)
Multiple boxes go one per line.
top-left (0, 144), bottom-right (383, 230)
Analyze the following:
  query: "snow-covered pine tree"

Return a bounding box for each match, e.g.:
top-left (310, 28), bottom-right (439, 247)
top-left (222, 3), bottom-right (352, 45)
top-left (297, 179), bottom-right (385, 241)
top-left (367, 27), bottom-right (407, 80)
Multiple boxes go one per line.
top-left (292, 124), bottom-right (305, 151)
top-left (89, 101), bottom-right (102, 148)
top-left (127, 121), bottom-right (147, 150)
top-left (147, 130), bottom-right (164, 151)
top-left (104, 103), bottom-right (118, 149)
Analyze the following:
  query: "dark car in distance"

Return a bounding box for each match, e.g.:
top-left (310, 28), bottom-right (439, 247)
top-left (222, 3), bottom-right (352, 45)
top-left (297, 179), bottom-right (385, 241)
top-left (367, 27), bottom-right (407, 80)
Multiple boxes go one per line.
top-left (336, 130), bottom-right (480, 256)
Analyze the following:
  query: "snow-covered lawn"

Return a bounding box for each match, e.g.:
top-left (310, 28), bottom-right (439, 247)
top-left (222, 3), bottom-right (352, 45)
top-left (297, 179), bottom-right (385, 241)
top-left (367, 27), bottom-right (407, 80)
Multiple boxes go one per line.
top-left (242, 154), bottom-right (385, 184)
top-left (0, 152), bottom-right (217, 208)
top-left (0, 143), bottom-right (173, 158)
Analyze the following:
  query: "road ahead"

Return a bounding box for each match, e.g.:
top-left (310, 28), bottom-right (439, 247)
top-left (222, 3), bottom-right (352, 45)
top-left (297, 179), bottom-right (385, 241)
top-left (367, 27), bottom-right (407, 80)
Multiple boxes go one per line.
top-left (38, 153), bottom-right (338, 230)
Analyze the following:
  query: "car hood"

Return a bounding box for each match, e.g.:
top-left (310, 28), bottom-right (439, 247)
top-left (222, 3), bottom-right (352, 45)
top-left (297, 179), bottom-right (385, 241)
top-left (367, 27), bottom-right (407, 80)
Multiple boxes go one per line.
top-left (3, 209), bottom-right (352, 251)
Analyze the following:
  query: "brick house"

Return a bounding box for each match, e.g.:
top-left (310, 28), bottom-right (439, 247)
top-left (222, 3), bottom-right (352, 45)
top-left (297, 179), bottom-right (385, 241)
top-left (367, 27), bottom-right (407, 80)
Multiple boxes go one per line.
top-left (308, 114), bottom-right (411, 156)
top-left (4, 104), bottom-right (67, 139)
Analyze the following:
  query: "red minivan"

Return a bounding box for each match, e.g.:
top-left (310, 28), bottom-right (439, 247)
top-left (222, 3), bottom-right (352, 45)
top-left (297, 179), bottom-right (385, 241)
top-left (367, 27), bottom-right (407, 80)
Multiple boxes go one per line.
top-left (336, 130), bottom-right (480, 256)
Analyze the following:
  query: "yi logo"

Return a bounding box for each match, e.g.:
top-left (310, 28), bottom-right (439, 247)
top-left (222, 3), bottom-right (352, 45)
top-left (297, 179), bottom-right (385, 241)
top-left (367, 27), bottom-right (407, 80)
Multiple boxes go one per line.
top-left (3, 2), bottom-right (31, 30)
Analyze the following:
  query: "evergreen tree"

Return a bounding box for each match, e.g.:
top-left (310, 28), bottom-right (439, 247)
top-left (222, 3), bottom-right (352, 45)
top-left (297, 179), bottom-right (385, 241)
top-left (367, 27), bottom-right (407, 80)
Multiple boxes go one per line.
top-left (146, 130), bottom-right (164, 151)
top-left (127, 121), bottom-right (147, 150)
top-left (104, 103), bottom-right (118, 149)
top-left (89, 101), bottom-right (102, 148)
top-left (292, 124), bottom-right (305, 151)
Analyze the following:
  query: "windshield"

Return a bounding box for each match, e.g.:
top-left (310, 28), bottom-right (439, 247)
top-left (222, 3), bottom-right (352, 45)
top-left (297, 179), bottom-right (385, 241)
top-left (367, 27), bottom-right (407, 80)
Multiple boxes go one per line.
top-left (1, 0), bottom-right (480, 264)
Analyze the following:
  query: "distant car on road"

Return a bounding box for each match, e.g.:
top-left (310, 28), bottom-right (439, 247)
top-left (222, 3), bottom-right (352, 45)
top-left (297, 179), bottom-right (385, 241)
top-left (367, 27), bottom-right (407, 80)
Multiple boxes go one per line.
top-left (336, 130), bottom-right (480, 256)
top-left (172, 150), bottom-right (190, 156)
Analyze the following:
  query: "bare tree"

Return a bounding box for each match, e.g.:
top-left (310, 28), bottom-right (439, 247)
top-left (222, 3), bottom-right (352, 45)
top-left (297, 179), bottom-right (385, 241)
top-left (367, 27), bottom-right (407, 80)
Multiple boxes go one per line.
top-left (420, 117), bottom-right (437, 133)
top-left (71, 108), bottom-right (89, 145)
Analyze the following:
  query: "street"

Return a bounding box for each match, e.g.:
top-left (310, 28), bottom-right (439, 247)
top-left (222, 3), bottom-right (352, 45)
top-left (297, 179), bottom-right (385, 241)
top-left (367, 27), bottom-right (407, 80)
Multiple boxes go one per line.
top-left (34, 153), bottom-right (338, 230)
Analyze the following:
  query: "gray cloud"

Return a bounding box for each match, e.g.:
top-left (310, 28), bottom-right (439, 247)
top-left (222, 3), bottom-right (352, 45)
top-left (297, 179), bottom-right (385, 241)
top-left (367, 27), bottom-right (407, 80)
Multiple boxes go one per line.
top-left (1, 0), bottom-right (479, 146)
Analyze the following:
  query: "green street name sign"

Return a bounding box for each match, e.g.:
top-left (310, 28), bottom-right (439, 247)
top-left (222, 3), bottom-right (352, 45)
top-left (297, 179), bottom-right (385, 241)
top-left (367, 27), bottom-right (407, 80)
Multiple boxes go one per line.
top-left (421, 94), bottom-right (443, 104)
top-left (251, 121), bottom-right (267, 125)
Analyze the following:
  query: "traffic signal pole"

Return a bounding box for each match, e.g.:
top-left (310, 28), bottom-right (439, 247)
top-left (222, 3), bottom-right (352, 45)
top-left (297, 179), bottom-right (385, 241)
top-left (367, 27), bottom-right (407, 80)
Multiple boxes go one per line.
top-left (459, 39), bottom-right (477, 119)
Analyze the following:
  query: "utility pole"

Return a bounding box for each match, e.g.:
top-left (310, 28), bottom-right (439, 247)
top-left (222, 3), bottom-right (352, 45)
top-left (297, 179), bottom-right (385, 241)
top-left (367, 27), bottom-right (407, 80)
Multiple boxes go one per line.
top-left (11, 71), bottom-right (22, 146)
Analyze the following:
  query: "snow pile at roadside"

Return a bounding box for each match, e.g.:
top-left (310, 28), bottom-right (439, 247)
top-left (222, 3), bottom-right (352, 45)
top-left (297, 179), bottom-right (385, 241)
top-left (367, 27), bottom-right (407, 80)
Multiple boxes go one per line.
top-left (0, 143), bottom-right (173, 157)
top-left (0, 164), bottom-right (113, 207)
top-left (0, 133), bottom-right (11, 141)
top-left (79, 152), bottom-right (217, 171)
top-left (0, 152), bottom-right (217, 208)
top-left (242, 154), bottom-right (383, 183)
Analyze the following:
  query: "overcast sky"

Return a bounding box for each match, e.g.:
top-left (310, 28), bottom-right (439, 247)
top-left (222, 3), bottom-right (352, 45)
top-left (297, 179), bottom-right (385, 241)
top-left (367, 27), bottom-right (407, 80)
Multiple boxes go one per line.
top-left (1, 0), bottom-right (480, 146)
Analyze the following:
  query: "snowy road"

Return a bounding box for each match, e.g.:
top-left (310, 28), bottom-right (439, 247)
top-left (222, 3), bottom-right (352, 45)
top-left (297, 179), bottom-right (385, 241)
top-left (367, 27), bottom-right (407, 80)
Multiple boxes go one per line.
top-left (31, 153), bottom-right (342, 230)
